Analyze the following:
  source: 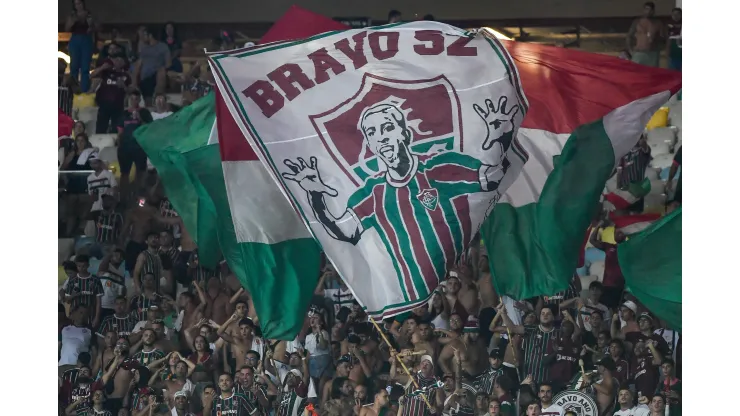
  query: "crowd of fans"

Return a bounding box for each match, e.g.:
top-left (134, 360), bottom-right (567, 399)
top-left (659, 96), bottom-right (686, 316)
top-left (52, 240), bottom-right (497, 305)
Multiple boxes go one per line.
top-left (58, 5), bottom-right (682, 416)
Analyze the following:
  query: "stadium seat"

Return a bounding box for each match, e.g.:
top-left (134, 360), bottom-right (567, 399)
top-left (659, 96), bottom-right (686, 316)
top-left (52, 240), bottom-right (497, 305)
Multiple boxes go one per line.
top-left (77, 106), bottom-right (98, 124)
top-left (89, 134), bottom-right (116, 150)
top-left (647, 127), bottom-right (677, 148)
top-left (579, 275), bottom-right (600, 296)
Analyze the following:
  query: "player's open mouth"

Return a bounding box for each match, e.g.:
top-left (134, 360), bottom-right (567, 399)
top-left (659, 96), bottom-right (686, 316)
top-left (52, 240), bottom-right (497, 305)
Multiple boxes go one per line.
top-left (379, 145), bottom-right (395, 159)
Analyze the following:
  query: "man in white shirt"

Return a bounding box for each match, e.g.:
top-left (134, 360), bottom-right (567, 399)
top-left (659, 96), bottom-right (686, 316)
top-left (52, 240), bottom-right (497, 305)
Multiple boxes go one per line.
top-left (87, 155), bottom-right (118, 212)
top-left (614, 388), bottom-right (649, 416)
top-left (151, 93), bottom-right (174, 120)
top-left (538, 382), bottom-right (564, 416)
top-left (59, 305), bottom-right (93, 372)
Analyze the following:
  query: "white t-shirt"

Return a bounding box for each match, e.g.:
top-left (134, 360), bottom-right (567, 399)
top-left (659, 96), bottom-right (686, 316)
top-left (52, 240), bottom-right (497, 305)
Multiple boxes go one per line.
top-left (271, 363), bottom-right (318, 398)
top-left (540, 403), bottom-right (565, 416)
top-left (87, 170), bottom-right (117, 212)
top-left (654, 328), bottom-right (680, 360)
top-left (59, 325), bottom-right (92, 366)
top-left (614, 404), bottom-right (650, 416)
top-left (151, 111), bottom-right (173, 120)
top-left (99, 274), bottom-right (125, 310)
top-left (304, 330), bottom-right (331, 356)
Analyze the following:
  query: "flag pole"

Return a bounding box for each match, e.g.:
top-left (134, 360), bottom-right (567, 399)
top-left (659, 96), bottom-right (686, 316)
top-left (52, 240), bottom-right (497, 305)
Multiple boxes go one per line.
top-left (368, 316), bottom-right (435, 411)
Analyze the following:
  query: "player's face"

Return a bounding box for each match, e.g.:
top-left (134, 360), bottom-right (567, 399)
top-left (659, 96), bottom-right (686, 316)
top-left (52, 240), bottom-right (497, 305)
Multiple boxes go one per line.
top-left (218, 374), bottom-right (234, 392)
top-left (341, 380), bottom-right (354, 396)
top-left (142, 330), bottom-right (156, 345)
top-left (336, 361), bottom-right (351, 377)
top-left (362, 111), bottom-right (406, 168)
top-left (239, 323), bottom-right (253, 338)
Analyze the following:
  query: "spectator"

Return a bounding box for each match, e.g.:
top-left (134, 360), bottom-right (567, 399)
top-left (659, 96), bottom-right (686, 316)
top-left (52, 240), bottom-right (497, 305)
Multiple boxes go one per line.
top-left (631, 340), bottom-right (663, 399)
top-left (656, 359), bottom-right (681, 415)
top-left (87, 155), bottom-right (118, 211)
top-left (626, 2), bottom-right (666, 67)
top-left (607, 339), bottom-right (631, 388)
top-left (579, 281), bottom-right (611, 331)
top-left (59, 58), bottom-right (80, 116)
top-left (92, 53), bottom-right (132, 133)
top-left (61, 134), bottom-right (96, 236)
top-left (534, 382), bottom-right (562, 415)
top-left (59, 305), bottom-right (94, 372)
top-left (614, 388), bottom-right (649, 416)
top-left (151, 93), bottom-right (174, 120)
top-left (65, 0), bottom-right (96, 92)
top-left (133, 26), bottom-right (171, 104)
top-left (616, 136), bottom-right (652, 212)
top-left (116, 90), bottom-right (153, 197)
top-left (666, 146), bottom-right (682, 204)
top-left (666, 7), bottom-right (682, 71)
top-left (162, 22), bottom-right (184, 77)
top-left (589, 220), bottom-right (626, 309)
top-left (388, 9), bottom-right (402, 23)
top-left (499, 304), bottom-right (559, 384)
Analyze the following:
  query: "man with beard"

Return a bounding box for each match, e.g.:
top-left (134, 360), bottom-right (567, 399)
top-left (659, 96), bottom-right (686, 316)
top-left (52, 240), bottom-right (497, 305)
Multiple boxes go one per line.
top-left (359, 388), bottom-right (391, 416)
top-left (399, 355), bottom-right (444, 416)
top-left (582, 357), bottom-right (617, 416)
top-left (500, 304), bottom-right (559, 384)
top-left (235, 366), bottom-right (271, 414)
top-left (614, 388), bottom-right (649, 416)
top-left (535, 382), bottom-right (564, 416)
top-left (412, 320), bottom-right (439, 361)
top-left (320, 355), bottom-right (354, 407)
top-left (544, 316), bottom-right (581, 390)
top-left (129, 273), bottom-right (165, 326)
top-left (203, 373), bottom-right (256, 416)
top-left (476, 348), bottom-right (518, 397)
top-left (324, 377), bottom-right (355, 416)
top-left (435, 312), bottom-right (464, 347)
top-left (133, 231), bottom-right (173, 295)
top-left (172, 390), bottom-right (197, 416)
top-left (132, 328), bottom-right (166, 366)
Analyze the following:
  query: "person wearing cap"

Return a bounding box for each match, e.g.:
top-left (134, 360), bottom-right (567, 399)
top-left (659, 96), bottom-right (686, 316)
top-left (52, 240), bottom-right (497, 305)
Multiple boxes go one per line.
top-left (172, 389), bottom-right (196, 415)
top-left (624, 313), bottom-right (670, 358)
top-left (583, 356), bottom-right (617, 416)
top-left (477, 348), bottom-right (518, 397)
top-left (613, 388), bottom-right (649, 416)
top-left (276, 352), bottom-right (311, 416)
top-left (397, 353), bottom-right (444, 416)
top-left (611, 300), bottom-right (639, 338)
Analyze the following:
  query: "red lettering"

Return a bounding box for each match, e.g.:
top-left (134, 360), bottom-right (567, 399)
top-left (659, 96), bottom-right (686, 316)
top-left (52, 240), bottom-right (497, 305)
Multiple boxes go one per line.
top-left (413, 30), bottom-right (444, 55)
top-left (307, 48), bottom-right (346, 85)
top-left (334, 32), bottom-right (369, 70)
top-left (242, 80), bottom-right (285, 118)
top-left (267, 63), bottom-right (315, 101)
top-left (368, 32), bottom-right (400, 61)
top-left (447, 37), bottom-right (478, 56)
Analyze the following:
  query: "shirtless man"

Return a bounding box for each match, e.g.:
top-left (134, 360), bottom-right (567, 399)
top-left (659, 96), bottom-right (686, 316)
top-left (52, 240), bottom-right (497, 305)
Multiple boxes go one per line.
top-left (92, 330), bottom-right (118, 379)
top-left (133, 232), bottom-right (174, 296)
top-left (583, 357), bottom-right (618, 416)
top-left (444, 274), bottom-right (471, 319)
top-left (150, 320), bottom-right (177, 353)
top-left (453, 265), bottom-right (480, 317)
top-left (321, 356), bottom-right (354, 407)
top-left (216, 315), bottom-right (259, 371)
top-left (120, 197), bottom-right (180, 278)
top-left (412, 321), bottom-right (439, 360)
top-left (106, 338), bottom-right (138, 415)
top-left (149, 352), bottom-right (197, 406)
top-left (359, 388), bottom-right (390, 416)
top-left (196, 276), bottom-right (232, 325)
top-left (177, 291), bottom-right (205, 350)
top-left (438, 317), bottom-right (487, 383)
top-left (627, 1), bottom-right (666, 67)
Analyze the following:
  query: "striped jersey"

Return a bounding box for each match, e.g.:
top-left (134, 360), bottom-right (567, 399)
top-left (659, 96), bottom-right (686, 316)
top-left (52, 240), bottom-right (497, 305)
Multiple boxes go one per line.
top-left (59, 76), bottom-right (73, 116)
top-left (541, 275), bottom-right (580, 316)
top-left (159, 246), bottom-right (180, 267)
top-left (212, 392), bottom-right (258, 416)
top-left (159, 197), bottom-right (181, 237)
top-left (87, 170), bottom-right (117, 212)
top-left (76, 409), bottom-right (113, 416)
top-left (132, 348), bottom-right (166, 366)
top-left (347, 152), bottom-right (495, 303)
top-left (94, 211), bottom-right (124, 244)
top-left (141, 250), bottom-right (163, 291)
top-left (97, 312), bottom-right (139, 337)
top-left (276, 383), bottom-right (309, 416)
top-left (474, 366), bottom-right (505, 396)
top-left (64, 275), bottom-right (104, 309)
top-left (401, 373), bottom-right (440, 416)
top-left (617, 146), bottom-right (651, 188)
top-left (522, 325), bottom-right (560, 384)
top-left (129, 293), bottom-right (163, 322)
top-left (235, 384), bottom-right (268, 415)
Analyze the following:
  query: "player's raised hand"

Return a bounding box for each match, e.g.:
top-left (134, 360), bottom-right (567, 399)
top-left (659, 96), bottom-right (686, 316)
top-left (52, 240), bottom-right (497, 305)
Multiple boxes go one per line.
top-left (282, 156), bottom-right (338, 197)
top-left (473, 96), bottom-right (520, 152)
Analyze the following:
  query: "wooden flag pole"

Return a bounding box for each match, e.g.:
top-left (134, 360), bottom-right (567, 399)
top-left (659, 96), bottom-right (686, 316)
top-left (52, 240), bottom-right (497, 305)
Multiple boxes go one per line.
top-left (368, 316), bottom-right (435, 411)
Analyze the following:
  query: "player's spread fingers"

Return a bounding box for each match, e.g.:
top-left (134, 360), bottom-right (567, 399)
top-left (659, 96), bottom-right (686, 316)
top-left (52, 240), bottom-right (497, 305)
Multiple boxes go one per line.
top-left (473, 104), bottom-right (486, 119)
top-left (310, 156), bottom-right (318, 169)
top-left (497, 96), bottom-right (508, 114)
top-left (283, 159), bottom-right (300, 172)
top-left (297, 157), bottom-right (309, 169)
top-left (485, 98), bottom-right (496, 114)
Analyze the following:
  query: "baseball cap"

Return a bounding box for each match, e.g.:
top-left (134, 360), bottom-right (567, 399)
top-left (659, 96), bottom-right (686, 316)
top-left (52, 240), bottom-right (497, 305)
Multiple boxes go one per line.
top-left (173, 390), bottom-right (188, 398)
top-left (489, 348), bottom-right (504, 360)
top-left (596, 356), bottom-right (617, 372)
top-left (420, 355), bottom-right (434, 367)
top-left (638, 312), bottom-right (653, 322)
top-left (621, 300), bottom-right (637, 314)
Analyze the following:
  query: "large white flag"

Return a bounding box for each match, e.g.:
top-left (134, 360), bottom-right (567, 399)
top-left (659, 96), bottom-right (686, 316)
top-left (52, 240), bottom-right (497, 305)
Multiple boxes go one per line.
top-left (209, 22), bottom-right (528, 318)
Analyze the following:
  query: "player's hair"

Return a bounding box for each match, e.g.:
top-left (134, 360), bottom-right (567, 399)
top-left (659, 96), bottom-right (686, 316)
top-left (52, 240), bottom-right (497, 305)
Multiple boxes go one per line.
top-left (246, 350), bottom-right (261, 361)
top-left (146, 231), bottom-right (159, 239)
top-left (590, 310), bottom-right (604, 319)
top-left (331, 377), bottom-right (350, 399)
top-left (388, 9), bottom-right (401, 20)
top-left (239, 318), bottom-right (255, 328)
top-left (538, 381), bottom-right (554, 391)
top-left (662, 358), bottom-right (675, 367)
top-left (589, 281), bottom-right (603, 290)
top-left (359, 104), bottom-right (412, 146)
top-left (235, 299), bottom-right (248, 308)
top-left (75, 254), bottom-right (91, 263)
top-left (494, 375), bottom-right (513, 392)
top-left (598, 330), bottom-right (612, 340)
top-left (78, 352), bottom-right (92, 366)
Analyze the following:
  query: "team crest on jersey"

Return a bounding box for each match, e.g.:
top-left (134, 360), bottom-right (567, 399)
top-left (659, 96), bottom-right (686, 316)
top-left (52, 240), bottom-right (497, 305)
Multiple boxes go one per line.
top-left (417, 188), bottom-right (439, 211)
top-left (552, 390), bottom-right (598, 416)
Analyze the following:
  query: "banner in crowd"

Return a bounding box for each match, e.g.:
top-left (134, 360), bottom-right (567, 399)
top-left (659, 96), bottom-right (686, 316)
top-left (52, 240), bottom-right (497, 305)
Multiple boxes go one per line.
top-left (210, 21), bottom-right (529, 317)
top-left (480, 43), bottom-right (682, 300)
top-left (619, 207), bottom-right (682, 331)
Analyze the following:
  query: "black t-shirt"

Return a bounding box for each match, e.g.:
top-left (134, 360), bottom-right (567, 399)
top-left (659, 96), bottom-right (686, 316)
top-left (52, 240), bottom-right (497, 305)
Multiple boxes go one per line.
top-left (117, 108), bottom-right (152, 148)
top-left (96, 66), bottom-right (131, 107)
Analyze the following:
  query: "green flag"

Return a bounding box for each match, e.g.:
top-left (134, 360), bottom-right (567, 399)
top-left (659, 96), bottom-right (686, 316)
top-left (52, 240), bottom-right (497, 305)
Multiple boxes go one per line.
top-left (135, 94), bottom-right (221, 268)
top-left (618, 207), bottom-right (682, 332)
top-left (135, 94), bottom-right (321, 339)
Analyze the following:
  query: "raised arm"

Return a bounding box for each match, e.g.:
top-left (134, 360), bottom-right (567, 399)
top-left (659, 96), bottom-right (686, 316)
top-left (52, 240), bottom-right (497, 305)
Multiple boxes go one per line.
top-left (498, 303), bottom-right (525, 335)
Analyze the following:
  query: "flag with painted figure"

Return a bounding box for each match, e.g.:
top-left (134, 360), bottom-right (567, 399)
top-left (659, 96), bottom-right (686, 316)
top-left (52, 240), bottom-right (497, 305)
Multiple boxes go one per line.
top-left (210, 22), bottom-right (530, 318)
top-left (480, 42), bottom-right (682, 300)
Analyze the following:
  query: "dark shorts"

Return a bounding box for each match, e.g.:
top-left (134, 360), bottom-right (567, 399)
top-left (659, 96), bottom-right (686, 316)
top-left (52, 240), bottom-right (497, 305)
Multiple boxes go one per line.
top-left (124, 240), bottom-right (148, 273)
top-left (117, 140), bottom-right (148, 175)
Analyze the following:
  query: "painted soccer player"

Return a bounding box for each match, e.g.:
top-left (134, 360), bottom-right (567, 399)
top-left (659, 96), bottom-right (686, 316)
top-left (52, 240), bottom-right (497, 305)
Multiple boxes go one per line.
top-left (282, 96), bottom-right (520, 301)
